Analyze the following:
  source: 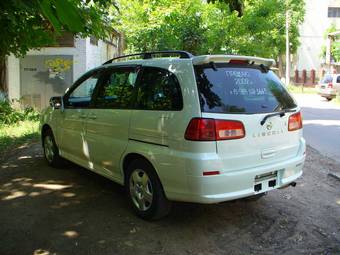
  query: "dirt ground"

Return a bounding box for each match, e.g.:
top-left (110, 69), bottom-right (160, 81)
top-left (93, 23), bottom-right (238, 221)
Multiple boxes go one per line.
top-left (0, 142), bottom-right (339, 255)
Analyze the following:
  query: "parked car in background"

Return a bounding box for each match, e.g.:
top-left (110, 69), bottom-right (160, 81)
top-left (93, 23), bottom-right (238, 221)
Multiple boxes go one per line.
top-left (40, 51), bottom-right (305, 220)
top-left (316, 74), bottom-right (340, 101)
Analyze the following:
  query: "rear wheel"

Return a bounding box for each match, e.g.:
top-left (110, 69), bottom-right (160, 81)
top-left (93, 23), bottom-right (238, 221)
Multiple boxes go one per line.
top-left (125, 159), bottom-right (171, 220)
top-left (43, 129), bottom-right (63, 167)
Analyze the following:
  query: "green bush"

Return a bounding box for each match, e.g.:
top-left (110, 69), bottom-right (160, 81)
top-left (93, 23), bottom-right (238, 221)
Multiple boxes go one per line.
top-left (0, 100), bottom-right (23, 124)
top-left (0, 94), bottom-right (40, 125)
top-left (23, 106), bottom-right (40, 122)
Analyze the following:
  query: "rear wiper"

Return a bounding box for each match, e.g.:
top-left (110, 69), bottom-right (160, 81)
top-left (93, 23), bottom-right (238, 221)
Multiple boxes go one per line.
top-left (260, 109), bottom-right (296, 126)
top-left (209, 61), bottom-right (218, 71)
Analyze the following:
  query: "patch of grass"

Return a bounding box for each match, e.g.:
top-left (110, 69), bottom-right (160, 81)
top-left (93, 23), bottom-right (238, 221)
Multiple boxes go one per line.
top-left (287, 85), bottom-right (317, 94)
top-left (333, 96), bottom-right (340, 106)
top-left (0, 120), bottom-right (40, 156)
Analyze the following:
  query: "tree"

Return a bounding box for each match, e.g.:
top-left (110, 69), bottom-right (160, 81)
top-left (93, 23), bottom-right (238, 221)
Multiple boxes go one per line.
top-left (0, 0), bottom-right (116, 93)
top-left (321, 24), bottom-right (340, 63)
top-left (115, 0), bottom-right (304, 69)
top-left (208, 0), bottom-right (244, 16)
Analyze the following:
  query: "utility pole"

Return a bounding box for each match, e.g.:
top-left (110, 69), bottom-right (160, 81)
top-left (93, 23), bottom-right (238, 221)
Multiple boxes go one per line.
top-left (285, 7), bottom-right (290, 86)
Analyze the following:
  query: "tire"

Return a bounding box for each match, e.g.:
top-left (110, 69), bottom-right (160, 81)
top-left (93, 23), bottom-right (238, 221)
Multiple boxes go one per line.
top-left (326, 97), bottom-right (333, 101)
top-left (42, 129), bottom-right (64, 168)
top-left (125, 159), bottom-right (172, 220)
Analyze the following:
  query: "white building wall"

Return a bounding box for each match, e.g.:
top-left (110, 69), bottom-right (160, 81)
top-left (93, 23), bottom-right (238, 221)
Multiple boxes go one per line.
top-left (296, 0), bottom-right (340, 73)
top-left (86, 39), bottom-right (111, 70)
top-left (7, 57), bottom-right (20, 101)
top-left (7, 37), bottom-right (116, 104)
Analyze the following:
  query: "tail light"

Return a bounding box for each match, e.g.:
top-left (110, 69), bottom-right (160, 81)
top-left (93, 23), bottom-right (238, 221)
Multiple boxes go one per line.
top-left (184, 118), bottom-right (245, 141)
top-left (288, 112), bottom-right (303, 131)
top-left (328, 83), bottom-right (333, 88)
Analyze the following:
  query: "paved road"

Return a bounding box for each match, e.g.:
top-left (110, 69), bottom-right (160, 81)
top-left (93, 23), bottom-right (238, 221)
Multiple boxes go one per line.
top-left (293, 94), bottom-right (340, 163)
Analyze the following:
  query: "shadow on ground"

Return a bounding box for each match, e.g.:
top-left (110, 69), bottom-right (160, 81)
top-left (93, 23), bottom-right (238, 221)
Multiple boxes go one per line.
top-left (0, 143), bottom-right (339, 255)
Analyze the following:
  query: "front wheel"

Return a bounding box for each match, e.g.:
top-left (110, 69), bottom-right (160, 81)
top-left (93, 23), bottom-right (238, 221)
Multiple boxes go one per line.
top-left (126, 159), bottom-right (171, 220)
top-left (43, 129), bottom-right (63, 167)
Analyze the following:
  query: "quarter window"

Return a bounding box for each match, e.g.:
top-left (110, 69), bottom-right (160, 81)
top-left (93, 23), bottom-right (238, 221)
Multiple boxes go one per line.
top-left (95, 67), bottom-right (137, 108)
top-left (137, 67), bottom-right (183, 111)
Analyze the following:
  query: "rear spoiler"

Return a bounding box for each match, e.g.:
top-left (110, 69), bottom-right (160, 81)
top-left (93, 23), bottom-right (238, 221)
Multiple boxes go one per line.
top-left (192, 55), bottom-right (276, 68)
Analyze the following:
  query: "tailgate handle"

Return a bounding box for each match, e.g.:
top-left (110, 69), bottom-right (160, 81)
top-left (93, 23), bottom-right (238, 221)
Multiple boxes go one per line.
top-left (262, 149), bottom-right (277, 159)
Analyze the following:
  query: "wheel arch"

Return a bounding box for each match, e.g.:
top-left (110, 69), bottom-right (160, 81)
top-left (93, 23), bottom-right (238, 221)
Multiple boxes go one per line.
top-left (122, 153), bottom-right (161, 185)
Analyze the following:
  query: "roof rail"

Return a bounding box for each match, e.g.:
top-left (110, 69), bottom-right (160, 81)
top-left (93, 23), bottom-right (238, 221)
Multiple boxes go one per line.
top-left (103, 50), bottom-right (194, 65)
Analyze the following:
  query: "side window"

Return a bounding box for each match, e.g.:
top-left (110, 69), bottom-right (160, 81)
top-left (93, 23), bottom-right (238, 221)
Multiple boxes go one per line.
top-left (337, 76), bottom-right (340, 83)
top-left (95, 67), bottom-right (137, 108)
top-left (66, 72), bottom-right (100, 108)
top-left (137, 67), bottom-right (183, 111)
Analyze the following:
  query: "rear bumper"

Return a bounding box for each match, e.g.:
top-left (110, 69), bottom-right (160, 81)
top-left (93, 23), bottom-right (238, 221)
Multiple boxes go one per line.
top-left (166, 139), bottom-right (306, 204)
top-left (317, 88), bottom-right (337, 97)
top-left (184, 155), bottom-right (304, 203)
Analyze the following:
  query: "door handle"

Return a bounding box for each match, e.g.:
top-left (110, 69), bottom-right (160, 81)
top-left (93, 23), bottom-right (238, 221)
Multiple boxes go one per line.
top-left (88, 114), bottom-right (97, 120)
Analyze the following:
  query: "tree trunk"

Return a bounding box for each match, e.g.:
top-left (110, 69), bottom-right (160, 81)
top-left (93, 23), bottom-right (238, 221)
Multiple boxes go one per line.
top-left (278, 54), bottom-right (284, 79)
top-left (0, 55), bottom-right (7, 95)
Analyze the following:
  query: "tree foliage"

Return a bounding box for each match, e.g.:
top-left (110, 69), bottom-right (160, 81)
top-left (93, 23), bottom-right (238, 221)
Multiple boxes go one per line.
top-left (208, 0), bottom-right (244, 16)
top-left (116, 0), bottom-right (305, 59)
top-left (0, 0), bottom-right (116, 58)
top-left (321, 24), bottom-right (340, 63)
top-left (0, 0), bottom-right (116, 92)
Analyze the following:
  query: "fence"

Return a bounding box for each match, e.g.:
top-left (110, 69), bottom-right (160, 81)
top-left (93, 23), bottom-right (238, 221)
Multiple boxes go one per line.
top-left (293, 69), bottom-right (318, 87)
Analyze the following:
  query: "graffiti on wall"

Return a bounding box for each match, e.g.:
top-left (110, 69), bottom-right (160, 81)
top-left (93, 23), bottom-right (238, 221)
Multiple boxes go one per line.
top-left (20, 55), bottom-right (73, 109)
top-left (45, 57), bottom-right (73, 80)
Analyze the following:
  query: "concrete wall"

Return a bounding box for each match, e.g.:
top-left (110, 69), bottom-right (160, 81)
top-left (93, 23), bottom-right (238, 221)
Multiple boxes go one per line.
top-left (295, 0), bottom-right (340, 73)
top-left (7, 37), bottom-right (118, 103)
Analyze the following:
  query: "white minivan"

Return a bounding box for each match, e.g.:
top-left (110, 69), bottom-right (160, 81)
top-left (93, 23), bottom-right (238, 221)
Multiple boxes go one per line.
top-left (40, 51), bottom-right (306, 220)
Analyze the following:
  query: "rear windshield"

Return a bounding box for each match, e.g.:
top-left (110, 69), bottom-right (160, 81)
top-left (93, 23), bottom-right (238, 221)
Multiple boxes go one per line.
top-left (194, 64), bottom-right (296, 114)
top-left (321, 74), bottom-right (333, 83)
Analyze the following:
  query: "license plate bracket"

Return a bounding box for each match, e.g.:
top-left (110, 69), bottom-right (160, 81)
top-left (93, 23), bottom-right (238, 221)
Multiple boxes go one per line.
top-left (254, 171), bottom-right (278, 193)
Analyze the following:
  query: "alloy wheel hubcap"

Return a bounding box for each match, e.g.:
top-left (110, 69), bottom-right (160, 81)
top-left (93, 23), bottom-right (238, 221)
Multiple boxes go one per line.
top-left (129, 169), bottom-right (153, 211)
top-left (44, 136), bottom-right (54, 163)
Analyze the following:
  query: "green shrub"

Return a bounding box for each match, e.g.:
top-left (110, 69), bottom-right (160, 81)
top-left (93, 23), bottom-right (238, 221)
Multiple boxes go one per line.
top-left (23, 106), bottom-right (40, 122)
top-left (0, 94), bottom-right (40, 125)
top-left (0, 100), bottom-right (23, 124)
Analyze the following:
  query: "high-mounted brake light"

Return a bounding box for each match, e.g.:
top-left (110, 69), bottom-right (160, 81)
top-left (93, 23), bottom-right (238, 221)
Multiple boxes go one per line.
top-left (328, 83), bottom-right (333, 88)
top-left (229, 59), bottom-right (249, 65)
top-left (184, 118), bottom-right (245, 141)
top-left (288, 112), bottom-right (303, 131)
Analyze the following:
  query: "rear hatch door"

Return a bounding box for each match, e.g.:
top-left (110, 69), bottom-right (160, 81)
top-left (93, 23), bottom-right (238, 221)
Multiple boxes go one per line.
top-left (194, 63), bottom-right (302, 172)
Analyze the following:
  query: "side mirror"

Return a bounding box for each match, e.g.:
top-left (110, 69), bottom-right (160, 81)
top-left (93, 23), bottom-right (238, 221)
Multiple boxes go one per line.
top-left (49, 96), bottom-right (63, 109)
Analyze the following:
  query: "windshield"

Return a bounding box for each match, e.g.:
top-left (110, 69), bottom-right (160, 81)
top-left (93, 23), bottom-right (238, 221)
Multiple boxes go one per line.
top-left (194, 64), bottom-right (297, 114)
